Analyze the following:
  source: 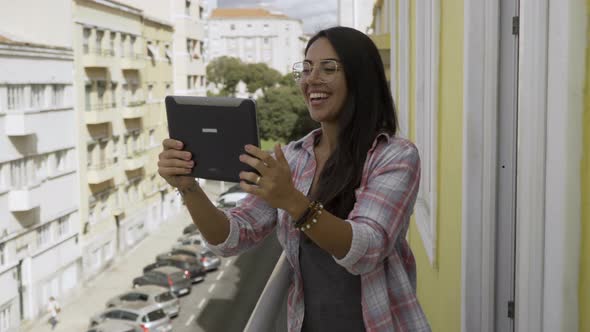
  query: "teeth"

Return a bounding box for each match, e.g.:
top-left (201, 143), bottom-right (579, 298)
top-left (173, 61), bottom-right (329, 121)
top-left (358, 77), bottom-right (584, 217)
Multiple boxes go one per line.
top-left (309, 92), bottom-right (329, 99)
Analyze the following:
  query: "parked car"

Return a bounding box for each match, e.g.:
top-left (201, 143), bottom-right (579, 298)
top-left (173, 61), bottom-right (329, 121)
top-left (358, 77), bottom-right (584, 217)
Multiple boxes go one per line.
top-left (176, 232), bottom-right (202, 247)
top-left (157, 245), bottom-right (221, 272)
top-left (86, 320), bottom-right (140, 332)
top-left (89, 302), bottom-right (172, 332)
top-left (144, 255), bottom-right (206, 283)
top-left (105, 285), bottom-right (180, 318)
top-left (132, 266), bottom-right (192, 297)
top-left (182, 223), bottom-right (198, 235)
top-left (216, 184), bottom-right (248, 208)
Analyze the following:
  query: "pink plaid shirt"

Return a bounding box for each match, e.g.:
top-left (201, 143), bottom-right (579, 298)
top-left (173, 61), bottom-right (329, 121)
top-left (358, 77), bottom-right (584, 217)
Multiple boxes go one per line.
top-left (206, 129), bottom-right (431, 331)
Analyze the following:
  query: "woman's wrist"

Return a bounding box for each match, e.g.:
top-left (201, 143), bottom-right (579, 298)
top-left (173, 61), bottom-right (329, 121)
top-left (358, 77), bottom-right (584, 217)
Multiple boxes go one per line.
top-left (284, 189), bottom-right (311, 220)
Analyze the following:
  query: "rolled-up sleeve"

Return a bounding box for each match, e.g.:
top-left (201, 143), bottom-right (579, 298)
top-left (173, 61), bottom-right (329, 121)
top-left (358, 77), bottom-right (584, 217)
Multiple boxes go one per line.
top-left (334, 141), bottom-right (421, 275)
top-left (205, 193), bottom-right (278, 257)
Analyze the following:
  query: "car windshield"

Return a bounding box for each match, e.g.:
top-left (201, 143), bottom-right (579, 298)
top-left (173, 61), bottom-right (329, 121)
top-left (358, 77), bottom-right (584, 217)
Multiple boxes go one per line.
top-left (144, 309), bottom-right (166, 322)
top-left (155, 292), bottom-right (175, 303)
top-left (170, 271), bottom-right (186, 282)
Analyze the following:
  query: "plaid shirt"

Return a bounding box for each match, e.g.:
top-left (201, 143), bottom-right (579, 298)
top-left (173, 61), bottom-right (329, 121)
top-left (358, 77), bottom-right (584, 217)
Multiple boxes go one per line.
top-left (206, 129), bottom-right (431, 331)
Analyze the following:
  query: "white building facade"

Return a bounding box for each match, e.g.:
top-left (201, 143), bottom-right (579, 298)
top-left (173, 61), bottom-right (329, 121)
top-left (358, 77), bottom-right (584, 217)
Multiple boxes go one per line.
top-left (0, 37), bottom-right (79, 331)
top-left (208, 8), bottom-right (306, 74)
top-left (337, 0), bottom-right (376, 33)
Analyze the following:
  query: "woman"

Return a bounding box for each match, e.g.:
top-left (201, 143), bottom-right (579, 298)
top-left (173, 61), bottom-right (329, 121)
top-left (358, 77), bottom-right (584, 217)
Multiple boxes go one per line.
top-left (158, 26), bottom-right (430, 331)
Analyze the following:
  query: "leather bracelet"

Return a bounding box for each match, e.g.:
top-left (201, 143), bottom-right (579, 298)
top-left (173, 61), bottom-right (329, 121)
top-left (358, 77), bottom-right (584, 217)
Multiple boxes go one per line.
top-left (295, 201), bottom-right (324, 232)
top-left (294, 200), bottom-right (320, 228)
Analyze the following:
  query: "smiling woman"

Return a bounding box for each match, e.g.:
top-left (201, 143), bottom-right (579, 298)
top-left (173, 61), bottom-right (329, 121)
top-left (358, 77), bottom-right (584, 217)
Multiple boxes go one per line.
top-left (157, 26), bottom-right (430, 332)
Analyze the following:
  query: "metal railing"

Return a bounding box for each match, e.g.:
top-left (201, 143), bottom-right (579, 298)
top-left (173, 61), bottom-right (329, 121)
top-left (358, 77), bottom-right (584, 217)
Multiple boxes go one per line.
top-left (244, 253), bottom-right (289, 332)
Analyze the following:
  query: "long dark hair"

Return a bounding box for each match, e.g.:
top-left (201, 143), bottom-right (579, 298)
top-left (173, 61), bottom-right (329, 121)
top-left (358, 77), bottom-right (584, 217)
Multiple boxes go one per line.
top-left (307, 26), bottom-right (398, 219)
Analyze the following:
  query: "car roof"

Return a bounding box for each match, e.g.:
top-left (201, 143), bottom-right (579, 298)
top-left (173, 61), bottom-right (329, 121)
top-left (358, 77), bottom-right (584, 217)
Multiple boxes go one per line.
top-left (152, 266), bottom-right (184, 274)
top-left (165, 254), bottom-right (198, 263)
top-left (129, 285), bottom-right (169, 295)
top-left (116, 301), bottom-right (162, 313)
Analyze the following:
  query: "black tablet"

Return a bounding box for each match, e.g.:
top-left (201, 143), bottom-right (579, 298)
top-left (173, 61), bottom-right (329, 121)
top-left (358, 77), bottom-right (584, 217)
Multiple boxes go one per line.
top-left (165, 96), bottom-right (260, 182)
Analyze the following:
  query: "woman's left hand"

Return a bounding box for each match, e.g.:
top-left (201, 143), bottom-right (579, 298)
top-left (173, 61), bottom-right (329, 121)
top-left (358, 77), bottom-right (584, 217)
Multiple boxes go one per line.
top-left (238, 144), bottom-right (301, 210)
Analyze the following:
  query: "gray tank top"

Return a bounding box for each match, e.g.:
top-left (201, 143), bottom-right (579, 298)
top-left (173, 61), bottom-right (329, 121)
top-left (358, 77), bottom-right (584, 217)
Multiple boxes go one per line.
top-left (299, 233), bottom-right (366, 332)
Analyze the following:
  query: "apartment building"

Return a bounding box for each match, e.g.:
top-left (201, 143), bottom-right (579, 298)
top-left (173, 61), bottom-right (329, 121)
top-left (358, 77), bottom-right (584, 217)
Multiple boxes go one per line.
top-left (123, 0), bottom-right (208, 96)
top-left (208, 8), bottom-right (306, 74)
top-left (0, 36), bottom-right (78, 330)
top-left (337, 0), bottom-right (375, 33)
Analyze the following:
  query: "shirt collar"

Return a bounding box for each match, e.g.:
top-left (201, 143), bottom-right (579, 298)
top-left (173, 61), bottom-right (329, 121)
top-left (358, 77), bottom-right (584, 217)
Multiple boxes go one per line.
top-left (293, 128), bottom-right (391, 155)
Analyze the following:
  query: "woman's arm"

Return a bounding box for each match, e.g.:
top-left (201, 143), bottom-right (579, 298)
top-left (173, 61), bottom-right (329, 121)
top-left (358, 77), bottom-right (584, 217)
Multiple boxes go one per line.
top-left (240, 140), bottom-right (420, 274)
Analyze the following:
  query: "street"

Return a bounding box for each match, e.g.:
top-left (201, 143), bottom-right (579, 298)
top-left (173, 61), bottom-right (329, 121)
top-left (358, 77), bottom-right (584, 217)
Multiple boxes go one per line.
top-left (173, 233), bottom-right (282, 332)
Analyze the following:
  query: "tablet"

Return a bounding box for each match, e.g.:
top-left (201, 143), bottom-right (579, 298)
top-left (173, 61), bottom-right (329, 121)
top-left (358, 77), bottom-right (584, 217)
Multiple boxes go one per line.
top-left (165, 96), bottom-right (260, 182)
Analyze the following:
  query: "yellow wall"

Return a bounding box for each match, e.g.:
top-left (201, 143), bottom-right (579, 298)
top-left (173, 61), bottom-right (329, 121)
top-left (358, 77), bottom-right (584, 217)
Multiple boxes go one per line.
top-left (406, 0), bottom-right (464, 331)
top-left (580, 1), bottom-right (590, 331)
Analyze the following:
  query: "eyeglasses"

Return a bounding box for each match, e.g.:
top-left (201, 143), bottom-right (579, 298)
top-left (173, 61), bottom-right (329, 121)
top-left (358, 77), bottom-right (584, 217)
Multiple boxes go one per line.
top-left (292, 60), bottom-right (341, 83)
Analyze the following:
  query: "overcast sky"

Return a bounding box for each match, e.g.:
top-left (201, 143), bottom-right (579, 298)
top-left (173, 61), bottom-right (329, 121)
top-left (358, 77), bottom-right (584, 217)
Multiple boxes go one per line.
top-left (216, 0), bottom-right (338, 34)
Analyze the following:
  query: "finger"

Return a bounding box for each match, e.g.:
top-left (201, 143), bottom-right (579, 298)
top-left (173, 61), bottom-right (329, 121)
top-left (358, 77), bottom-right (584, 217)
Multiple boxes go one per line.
top-left (239, 180), bottom-right (263, 196)
top-left (163, 138), bottom-right (184, 150)
top-left (160, 149), bottom-right (192, 161)
top-left (274, 143), bottom-right (288, 165)
top-left (244, 144), bottom-right (276, 167)
top-left (239, 171), bottom-right (261, 185)
top-left (239, 153), bottom-right (269, 175)
top-left (158, 159), bottom-right (194, 169)
top-left (158, 167), bottom-right (192, 176)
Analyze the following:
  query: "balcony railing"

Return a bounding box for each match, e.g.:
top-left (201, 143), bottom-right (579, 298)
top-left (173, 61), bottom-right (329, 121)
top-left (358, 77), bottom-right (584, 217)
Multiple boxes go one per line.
top-left (83, 49), bottom-right (114, 68)
top-left (85, 103), bottom-right (115, 125)
top-left (88, 161), bottom-right (115, 184)
top-left (121, 53), bottom-right (145, 70)
top-left (244, 253), bottom-right (289, 331)
top-left (8, 184), bottom-right (42, 212)
top-left (122, 100), bottom-right (146, 119)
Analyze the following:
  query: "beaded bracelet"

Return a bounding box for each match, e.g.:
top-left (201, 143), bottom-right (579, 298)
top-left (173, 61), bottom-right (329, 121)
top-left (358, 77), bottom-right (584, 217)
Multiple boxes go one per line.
top-left (295, 201), bottom-right (324, 232)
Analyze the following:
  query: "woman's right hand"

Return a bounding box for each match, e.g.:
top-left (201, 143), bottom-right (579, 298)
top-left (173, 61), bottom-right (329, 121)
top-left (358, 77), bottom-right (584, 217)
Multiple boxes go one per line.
top-left (158, 138), bottom-right (196, 190)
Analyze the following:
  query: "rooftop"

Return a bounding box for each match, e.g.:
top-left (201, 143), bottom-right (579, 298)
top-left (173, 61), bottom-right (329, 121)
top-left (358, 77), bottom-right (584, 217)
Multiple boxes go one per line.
top-left (210, 8), bottom-right (292, 20)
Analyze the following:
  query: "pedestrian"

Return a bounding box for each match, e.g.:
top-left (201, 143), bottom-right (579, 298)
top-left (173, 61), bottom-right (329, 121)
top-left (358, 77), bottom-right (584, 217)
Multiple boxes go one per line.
top-left (47, 296), bottom-right (60, 330)
top-left (158, 26), bottom-right (430, 331)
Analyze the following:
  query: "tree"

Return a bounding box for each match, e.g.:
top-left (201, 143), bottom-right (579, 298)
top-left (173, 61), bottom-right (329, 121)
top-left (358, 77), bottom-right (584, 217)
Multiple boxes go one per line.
top-left (243, 63), bottom-right (282, 94)
top-left (257, 84), bottom-right (308, 142)
top-left (206, 56), bottom-right (246, 96)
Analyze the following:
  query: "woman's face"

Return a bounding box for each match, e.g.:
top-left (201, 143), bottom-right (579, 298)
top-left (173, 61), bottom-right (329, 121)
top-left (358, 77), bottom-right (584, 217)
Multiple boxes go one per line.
top-left (299, 37), bottom-right (348, 124)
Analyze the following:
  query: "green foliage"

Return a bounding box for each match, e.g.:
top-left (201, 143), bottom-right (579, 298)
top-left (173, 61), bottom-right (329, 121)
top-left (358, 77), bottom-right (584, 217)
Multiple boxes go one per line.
top-left (206, 56), bottom-right (245, 96)
top-left (243, 63), bottom-right (282, 93)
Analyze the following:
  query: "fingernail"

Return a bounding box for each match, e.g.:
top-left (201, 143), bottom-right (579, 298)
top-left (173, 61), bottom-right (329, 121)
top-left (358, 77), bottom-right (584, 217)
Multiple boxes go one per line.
top-left (177, 142), bottom-right (183, 148)
top-left (244, 145), bottom-right (251, 151)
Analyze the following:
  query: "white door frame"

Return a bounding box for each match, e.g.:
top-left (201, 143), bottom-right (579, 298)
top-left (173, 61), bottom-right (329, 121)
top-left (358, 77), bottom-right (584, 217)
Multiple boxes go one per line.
top-left (516, 0), bottom-right (585, 331)
top-left (460, 0), bottom-right (500, 331)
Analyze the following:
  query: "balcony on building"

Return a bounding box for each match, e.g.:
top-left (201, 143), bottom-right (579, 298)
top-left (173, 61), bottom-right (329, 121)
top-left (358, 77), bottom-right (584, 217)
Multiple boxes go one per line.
top-left (88, 160), bottom-right (115, 184)
top-left (83, 47), bottom-right (114, 68)
top-left (120, 52), bottom-right (145, 71)
top-left (9, 184), bottom-right (41, 212)
top-left (4, 110), bottom-right (42, 136)
top-left (185, 17), bottom-right (205, 41)
top-left (85, 102), bottom-right (115, 125)
top-left (124, 152), bottom-right (145, 171)
top-left (122, 100), bottom-right (146, 119)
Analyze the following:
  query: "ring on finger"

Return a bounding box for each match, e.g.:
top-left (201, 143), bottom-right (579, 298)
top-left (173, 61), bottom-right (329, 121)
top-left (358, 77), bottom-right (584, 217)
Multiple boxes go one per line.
top-left (255, 175), bottom-right (261, 185)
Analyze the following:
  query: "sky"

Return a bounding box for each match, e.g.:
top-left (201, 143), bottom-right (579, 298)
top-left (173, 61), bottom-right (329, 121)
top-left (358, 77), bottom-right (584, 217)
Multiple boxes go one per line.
top-left (216, 0), bottom-right (339, 34)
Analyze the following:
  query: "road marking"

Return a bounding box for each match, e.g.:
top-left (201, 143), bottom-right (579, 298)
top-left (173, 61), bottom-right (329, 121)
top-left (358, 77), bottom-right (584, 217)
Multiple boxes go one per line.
top-left (208, 284), bottom-right (216, 293)
top-left (225, 259), bottom-right (232, 267)
top-left (216, 271), bottom-right (224, 281)
top-left (185, 314), bottom-right (195, 326)
top-left (198, 298), bottom-right (207, 310)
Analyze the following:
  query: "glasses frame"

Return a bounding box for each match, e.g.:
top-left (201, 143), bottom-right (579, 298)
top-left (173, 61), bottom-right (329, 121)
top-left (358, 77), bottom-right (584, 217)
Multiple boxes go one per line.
top-left (292, 59), bottom-right (342, 83)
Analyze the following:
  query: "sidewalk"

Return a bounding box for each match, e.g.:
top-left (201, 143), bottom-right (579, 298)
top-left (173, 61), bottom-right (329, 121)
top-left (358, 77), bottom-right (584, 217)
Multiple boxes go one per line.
top-left (23, 184), bottom-right (223, 332)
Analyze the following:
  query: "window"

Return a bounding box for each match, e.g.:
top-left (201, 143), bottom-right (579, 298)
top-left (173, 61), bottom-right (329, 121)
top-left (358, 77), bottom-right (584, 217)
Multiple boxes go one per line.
top-left (109, 32), bottom-right (116, 56)
top-left (10, 158), bottom-right (35, 188)
top-left (230, 24), bottom-right (235, 30)
top-left (263, 24), bottom-right (269, 31)
top-left (187, 76), bottom-right (192, 90)
top-left (0, 305), bottom-right (10, 332)
top-left (51, 85), bottom-right (65, 107)
top-left (37, 224), bottom-right (51, 248)
top-left (30, 85), bottom-right (45, 109)
top-left (414, 0), bottom-right (440, 265)
top-left (149, 129), bottom-right (155, 146)
top-left (0, 243), bottom-right (5, 266)
top-left (95, 30), bottom-right (104, 54)
top-left (263, 37), bottom-right (269, 45)
top-left (165, 83), bottom-right (172, 95)
top-left (110, 82), bottom-right (117, 107)
top-left (83, 28), bottom-right (91, 54)
top-left (89, 205), bottom-right (98, 225)
top-left (120, 34), bottom-right (126, 57)
top-left (200, 76), bottom-right (204, 87)
top-left (85, 83), bottom-right (92, 111)
top-left (130, 36), bottom-right (136, 57)
top-left (247, 24), bottom-right (252, 28)
top-left (7, 85), bottom-right (25, 110)
top-left (185, 0), bottom-right (190, 15)
top-left (165, 44), bottom-right (172, 63)
top-left (56, 215), bottom-right (70, 238)
top-left (97, 81), bottom-right (106, 108)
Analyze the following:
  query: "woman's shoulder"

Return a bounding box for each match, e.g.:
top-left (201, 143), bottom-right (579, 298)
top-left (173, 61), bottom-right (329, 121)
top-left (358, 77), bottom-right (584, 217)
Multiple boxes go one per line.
top-left (370, 134), bottom-right (420, 167)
